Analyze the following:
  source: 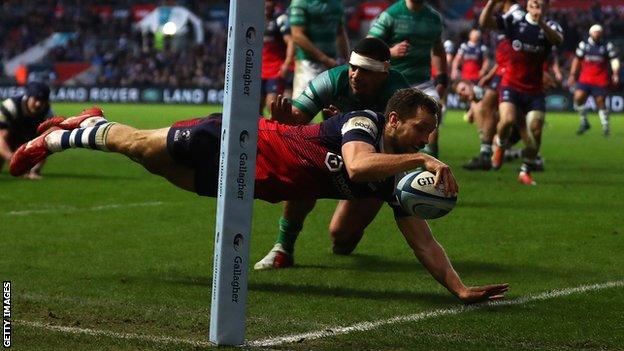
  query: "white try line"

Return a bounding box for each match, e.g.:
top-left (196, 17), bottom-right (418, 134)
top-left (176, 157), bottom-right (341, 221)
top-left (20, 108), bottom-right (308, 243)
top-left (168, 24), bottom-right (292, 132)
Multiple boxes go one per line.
top-left (5, 201), bottom-right (165, 216)
top-left (15, 280), bottom-right (624, 348)
top-left (248, 279), bottom-right (624, 347)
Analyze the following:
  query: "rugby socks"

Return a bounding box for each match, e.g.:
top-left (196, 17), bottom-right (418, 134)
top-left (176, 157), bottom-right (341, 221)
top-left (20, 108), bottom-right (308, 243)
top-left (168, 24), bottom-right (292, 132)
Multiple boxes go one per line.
top-left (276, 216), bottom-right (302, 254)
top-left (598, 109), bottom-right (609, 127)
top-left (520, 159), bottom-right (533, 174)
top-left (479, 142), bottom-right (492, 157)
top-left (574, 103), bottom-right (588, 125)
top-left (45, 122), bottom-right (116, 153)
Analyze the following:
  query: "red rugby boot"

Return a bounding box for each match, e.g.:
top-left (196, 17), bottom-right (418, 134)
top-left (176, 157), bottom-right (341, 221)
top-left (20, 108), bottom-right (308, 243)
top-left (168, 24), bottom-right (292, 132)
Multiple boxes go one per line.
top-left (518, 171), bottom-right (537, 186)
top-left (10, 127), bottom-right (60, 177)
top-left (36, 117), bottom-right (65, 135)
top-left (36, 107), bottom-right (105, 134)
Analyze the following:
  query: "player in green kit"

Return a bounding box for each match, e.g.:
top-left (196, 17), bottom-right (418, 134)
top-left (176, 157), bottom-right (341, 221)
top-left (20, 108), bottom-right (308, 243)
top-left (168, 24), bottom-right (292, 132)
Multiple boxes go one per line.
top-left (255, 38), bottom-right (413, 270)
top-left (367, 0), bottom-right (448, 158)
top-left (289, 0), bottom-right (350, 99)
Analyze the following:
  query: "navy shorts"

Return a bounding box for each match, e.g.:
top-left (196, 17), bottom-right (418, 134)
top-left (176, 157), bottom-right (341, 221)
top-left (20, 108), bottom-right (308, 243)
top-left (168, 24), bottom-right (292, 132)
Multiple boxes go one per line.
top-left (499, 87), bottom-right (545, 113)
top-left (487, 75), bottom-right (502, 91)
top-left (167, 113), bottom-right (222, 196)
top-left (576, 82), bottom-right (607, 97)
top-left (261, 78), bottom-right (284, 95)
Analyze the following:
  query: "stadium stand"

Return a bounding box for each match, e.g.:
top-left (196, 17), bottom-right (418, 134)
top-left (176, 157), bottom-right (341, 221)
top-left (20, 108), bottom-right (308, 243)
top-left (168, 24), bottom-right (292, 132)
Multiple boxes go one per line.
top-left (0, 1), bottom-right (622, 91)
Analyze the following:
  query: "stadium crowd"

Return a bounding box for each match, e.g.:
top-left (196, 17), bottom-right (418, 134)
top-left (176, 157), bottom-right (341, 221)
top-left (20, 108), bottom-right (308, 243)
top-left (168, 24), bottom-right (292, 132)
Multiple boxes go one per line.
top-left (1, 1), bottom-right (623, 89)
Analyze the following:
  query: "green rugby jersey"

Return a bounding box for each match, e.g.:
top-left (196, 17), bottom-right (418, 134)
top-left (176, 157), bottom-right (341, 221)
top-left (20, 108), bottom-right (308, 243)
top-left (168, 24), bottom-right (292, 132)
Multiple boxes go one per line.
top-left (368, 1), bottom-right (443, 84)
top-left (292, 65), bottom-right (410, 118)
top-left (289, 0), bottom-right (345, 62)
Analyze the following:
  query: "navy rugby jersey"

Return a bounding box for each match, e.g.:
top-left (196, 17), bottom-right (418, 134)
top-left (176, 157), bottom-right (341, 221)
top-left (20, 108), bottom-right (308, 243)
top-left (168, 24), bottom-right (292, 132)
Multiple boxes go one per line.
top-left (496, 13), bottom-right (562, 93)
top-left (254, 110), bottom-right (406, 214)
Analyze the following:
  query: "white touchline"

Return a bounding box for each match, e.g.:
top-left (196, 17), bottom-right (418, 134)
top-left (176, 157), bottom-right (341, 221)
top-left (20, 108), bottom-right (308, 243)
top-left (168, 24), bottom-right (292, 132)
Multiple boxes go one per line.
top-left (15, 320), bottom-right (214, 348)
top-left (15, 280), bottom-right (624, 348)
top-left (5, 201), bottom-right (165, 216)
top-left (247, 280), bottom-right (624, 347)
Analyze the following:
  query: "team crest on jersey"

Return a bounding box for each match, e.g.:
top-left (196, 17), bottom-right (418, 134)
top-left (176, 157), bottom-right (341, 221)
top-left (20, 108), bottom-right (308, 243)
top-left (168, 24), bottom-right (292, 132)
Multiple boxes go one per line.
top-left (325, 152), bottom-right (344, 172)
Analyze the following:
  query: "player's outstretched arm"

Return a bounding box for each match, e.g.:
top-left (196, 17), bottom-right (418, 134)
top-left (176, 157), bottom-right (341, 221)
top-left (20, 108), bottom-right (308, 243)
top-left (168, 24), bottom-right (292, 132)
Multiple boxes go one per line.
top-left (478, 0), bottom-right (502, 30)
top-left (395, 216), bottom-right (509, 304)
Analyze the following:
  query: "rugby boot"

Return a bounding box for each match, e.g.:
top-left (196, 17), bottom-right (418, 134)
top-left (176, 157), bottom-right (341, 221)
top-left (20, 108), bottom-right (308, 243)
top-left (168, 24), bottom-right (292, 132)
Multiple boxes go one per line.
top-left (518, 170), bottom-right (536, 186)
top-left (491, 145), bottom-right (505, 170)
top-left (254, 243), bottom-right (294, 270)
top-left (576, 122), bottom-right (590, 135)
top-left (36, 107), bottom-right (105, 134)
top-left (10, 127), bottom-right (60, 176)
top-left (602, 125), bottom-right (610, 137)
top-left (462, 153), bottom-right (492, 171)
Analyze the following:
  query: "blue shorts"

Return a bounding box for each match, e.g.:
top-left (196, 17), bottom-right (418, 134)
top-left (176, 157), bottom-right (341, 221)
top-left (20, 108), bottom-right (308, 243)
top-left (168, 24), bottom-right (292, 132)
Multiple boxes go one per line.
top-left (261, 78), bottom-right (284, 95)
top-left (499, 87), bottom-right (545, 113)
top-left (167, 114), bottom-right (222, 197)
top-left (576, 82), bottom-right (607, 97)
top-left (487, 75), bottom-right (502, 91)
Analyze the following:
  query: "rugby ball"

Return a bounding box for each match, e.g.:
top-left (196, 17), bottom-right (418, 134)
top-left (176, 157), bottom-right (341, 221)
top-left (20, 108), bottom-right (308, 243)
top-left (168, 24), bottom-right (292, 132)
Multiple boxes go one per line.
top-left (395, 170), bottom-right (457, 219)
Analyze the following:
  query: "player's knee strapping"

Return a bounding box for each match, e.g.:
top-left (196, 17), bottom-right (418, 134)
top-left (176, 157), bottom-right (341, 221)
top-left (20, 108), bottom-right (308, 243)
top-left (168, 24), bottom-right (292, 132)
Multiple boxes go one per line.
top-left (525, 111), bottom-right (545, 149)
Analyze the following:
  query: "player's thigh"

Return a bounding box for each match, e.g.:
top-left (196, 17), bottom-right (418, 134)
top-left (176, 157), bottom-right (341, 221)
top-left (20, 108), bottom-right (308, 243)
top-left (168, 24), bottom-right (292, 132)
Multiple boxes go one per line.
top-left (498, 102), bottom-right (517, 124)
top-left (329, 198), bottom-right (384, 238)
top-left (594, 94), bottom-right (607, 108)
top-left (573, 88), bottom-right (589, 104)
top-left (482, 88), bottom-right (499, 114)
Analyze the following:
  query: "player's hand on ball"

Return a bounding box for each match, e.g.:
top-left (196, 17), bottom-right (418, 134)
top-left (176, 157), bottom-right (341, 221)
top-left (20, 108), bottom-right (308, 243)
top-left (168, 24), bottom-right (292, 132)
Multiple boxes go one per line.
top-left (423, 156), bottom-right (458, 197)
top-left (458, 283), bottom-right (509, 304)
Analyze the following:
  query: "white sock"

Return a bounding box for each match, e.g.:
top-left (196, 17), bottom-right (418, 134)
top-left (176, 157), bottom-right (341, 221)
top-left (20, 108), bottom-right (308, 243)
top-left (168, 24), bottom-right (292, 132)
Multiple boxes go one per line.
top-left (574, 103), bottom-right (588, 123)
top-left (45, 122), bottom-right (115, 153)
top-left (598, 109), bottom-right (609, 127)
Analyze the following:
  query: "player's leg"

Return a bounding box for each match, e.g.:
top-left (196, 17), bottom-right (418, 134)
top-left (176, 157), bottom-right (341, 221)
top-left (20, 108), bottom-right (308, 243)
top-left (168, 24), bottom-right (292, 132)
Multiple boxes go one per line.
top-left (594, 93), bottom-right (609, 136)
top-left (10, 110), bottom-right (205, 193)
top-left (518, 93), bottom-right (546, 186)
top-left (463, 90), bottom-right (497, 171)
top-left (105, 124), bottom-right (196, 191)
top-left (329, 198), bottom-right (384, 255)
top-left (254, 199), bottom-right (316, 270)
top-left (492, 92), bottom-right (517, 170)
top-left (573, 86), bottom-right (590, 135)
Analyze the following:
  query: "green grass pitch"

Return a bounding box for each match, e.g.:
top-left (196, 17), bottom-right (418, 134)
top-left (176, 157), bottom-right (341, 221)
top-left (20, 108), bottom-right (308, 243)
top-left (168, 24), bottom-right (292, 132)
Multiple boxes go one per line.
top-left (1, 103), bottom-right (623, 350)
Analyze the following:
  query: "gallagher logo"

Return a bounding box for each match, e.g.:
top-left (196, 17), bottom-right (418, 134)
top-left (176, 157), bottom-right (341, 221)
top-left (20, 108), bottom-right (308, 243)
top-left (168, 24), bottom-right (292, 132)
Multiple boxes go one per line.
top-left (245, 27), bottom-right (256, 45)
top-left (239, 130), bottom-right (249, 148)
top-left (233, 233), bottom-right (244, 252)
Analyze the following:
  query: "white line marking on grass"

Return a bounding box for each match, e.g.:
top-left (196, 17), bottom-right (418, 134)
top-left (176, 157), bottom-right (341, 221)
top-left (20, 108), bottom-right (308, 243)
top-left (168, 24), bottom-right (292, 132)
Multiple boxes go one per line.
top-left (15, 320), bottom-right (214, 348)
top-left (248, 280), bottom-right (624, 347)
top-left (15, 280), bottom-right (624, 348)
top-left (5, 201), bottom-right (165, 216)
